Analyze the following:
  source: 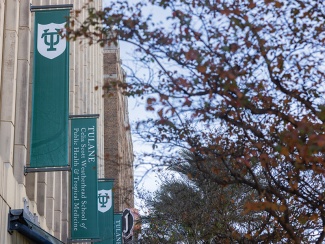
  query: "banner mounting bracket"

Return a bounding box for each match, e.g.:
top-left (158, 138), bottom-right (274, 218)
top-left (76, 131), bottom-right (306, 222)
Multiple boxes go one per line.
top-left (24, 166), bottom-right (71, 174)
top-left (30, 4), bottom-right (73, 12)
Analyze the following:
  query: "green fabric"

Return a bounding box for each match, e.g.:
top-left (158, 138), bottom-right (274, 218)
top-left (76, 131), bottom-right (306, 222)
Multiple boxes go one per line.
top-left (98, 180), bottom-right (115, 244)
top-left (114, 213), bottom-right (123, 244)
top-left (71, 118), bottom-right (99, 240)
top-left (30, 9), bottom-right (69, 167)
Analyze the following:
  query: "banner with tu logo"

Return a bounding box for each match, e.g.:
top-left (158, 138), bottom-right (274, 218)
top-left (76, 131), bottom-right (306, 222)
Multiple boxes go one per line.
top-left (98, 179), bottom-right (114, 244)
top-left (71, 117), bottom-right (99, 240)
top-left (30, 9), bottom-right (69, 168)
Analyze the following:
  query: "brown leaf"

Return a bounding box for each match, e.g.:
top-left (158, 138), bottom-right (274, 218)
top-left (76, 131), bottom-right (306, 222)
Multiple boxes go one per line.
top-left (197, 65), bottom-right (207, 73)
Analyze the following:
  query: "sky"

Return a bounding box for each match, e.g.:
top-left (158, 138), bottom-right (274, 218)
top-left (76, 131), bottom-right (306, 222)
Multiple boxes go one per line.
top-left (123, 51), bottom-right (169, 195)
top-left (99, 1), bottom-right (188, 213)
top-left (102, 0), bottom-right (168, 194)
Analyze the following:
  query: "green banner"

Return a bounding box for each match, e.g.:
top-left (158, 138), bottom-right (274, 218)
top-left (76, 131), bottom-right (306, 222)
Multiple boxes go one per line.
top-left (114, 213), bottom-right (123, 244)
top-left (30, 9), bottom-right (70, 168)
top-left (71, 118), bottom-right (99, 240)
top-left (98, 179), bottom-right (114, 244)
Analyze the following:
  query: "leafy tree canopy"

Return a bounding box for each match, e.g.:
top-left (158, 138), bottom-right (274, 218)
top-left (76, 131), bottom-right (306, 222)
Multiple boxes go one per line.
top-left (140, 151), bottom-right (262, 243)
top-left (68, 0), bottom-right (325, 242)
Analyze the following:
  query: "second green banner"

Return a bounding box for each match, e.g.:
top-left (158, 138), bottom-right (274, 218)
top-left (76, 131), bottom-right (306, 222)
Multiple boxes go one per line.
top-left (71, 117), bottom-right (99, 240)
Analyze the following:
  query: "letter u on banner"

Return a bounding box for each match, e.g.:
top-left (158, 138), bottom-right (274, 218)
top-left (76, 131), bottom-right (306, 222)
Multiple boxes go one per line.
top-left (30, 9), bottom-right (70, 168)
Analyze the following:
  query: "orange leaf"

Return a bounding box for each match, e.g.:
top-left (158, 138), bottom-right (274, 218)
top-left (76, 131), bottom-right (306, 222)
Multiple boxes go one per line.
top-left (197, 65), bottom-right (207, 73)
top-left (275, 1), bottom-right (282, 8)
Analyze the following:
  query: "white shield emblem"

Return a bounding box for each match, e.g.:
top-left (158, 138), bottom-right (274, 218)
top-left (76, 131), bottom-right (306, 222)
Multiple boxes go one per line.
top-left (37, 23), bottom-right (66, 59)
top-left (98, 189), bottom-right (112, 213)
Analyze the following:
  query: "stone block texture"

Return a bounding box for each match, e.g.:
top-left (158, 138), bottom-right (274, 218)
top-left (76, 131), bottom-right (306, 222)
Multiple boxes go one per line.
top-left (104, 46), bottom-right (134, 211)
top-left (103, 45), bottom-right (134, 212)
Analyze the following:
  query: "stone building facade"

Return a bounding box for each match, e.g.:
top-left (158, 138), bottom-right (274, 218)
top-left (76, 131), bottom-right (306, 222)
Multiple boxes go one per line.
top-left (0, 1), bottom-right (133, 243)
top-left (103, 44), bottom-right (134, 212)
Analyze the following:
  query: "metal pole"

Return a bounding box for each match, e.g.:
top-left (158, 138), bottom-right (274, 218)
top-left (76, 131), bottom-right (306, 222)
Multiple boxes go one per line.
top-left (24, 166), bottom-right (71, 174)
top-left (69, 114), bottom-right (100, 119)
top-left (30, 4), bottom-right (73, 11)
